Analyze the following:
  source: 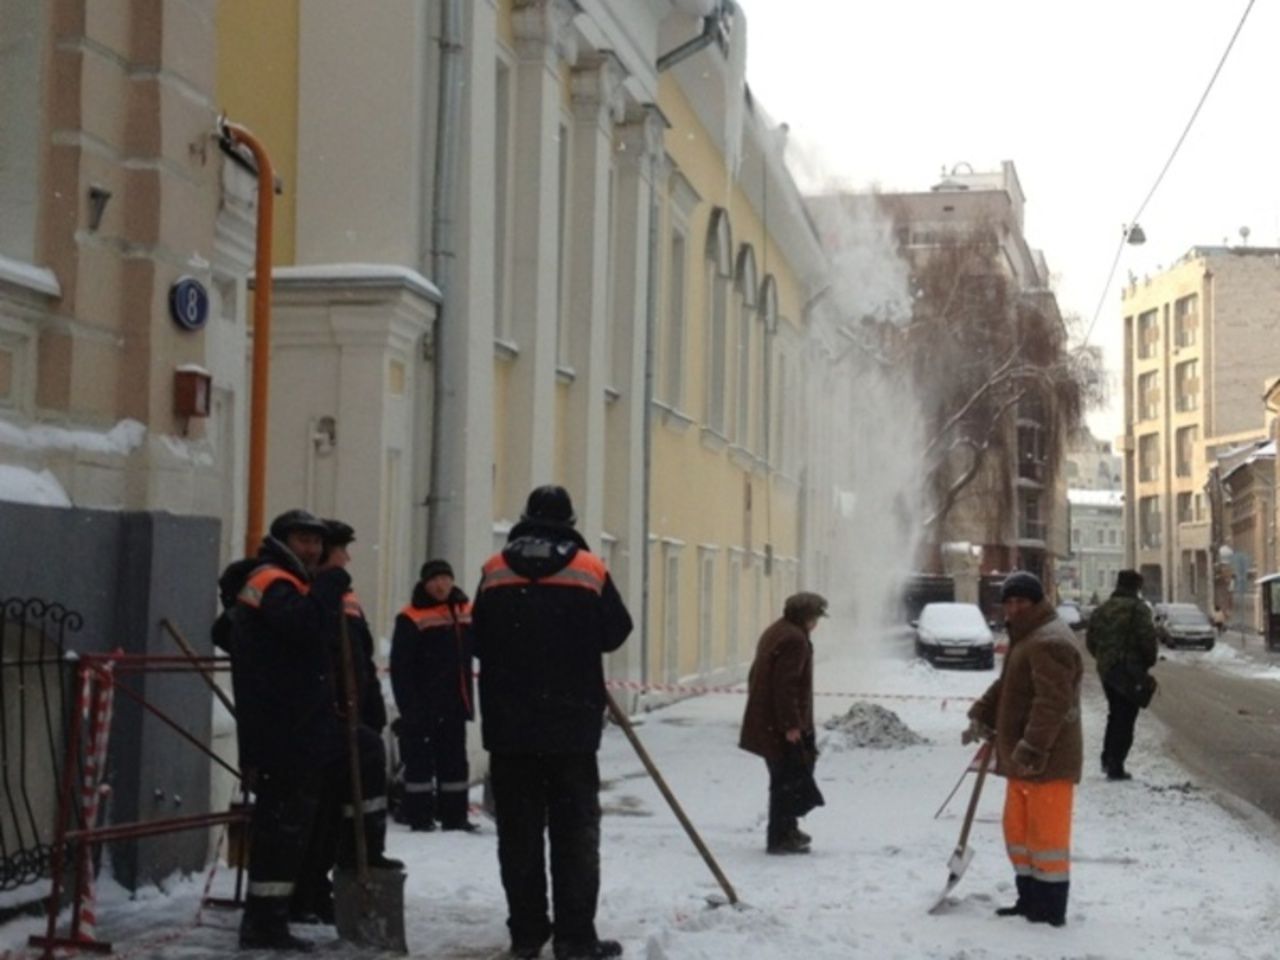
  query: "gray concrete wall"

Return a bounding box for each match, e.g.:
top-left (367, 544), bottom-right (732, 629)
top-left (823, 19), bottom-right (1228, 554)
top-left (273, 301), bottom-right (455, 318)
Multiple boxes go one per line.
top-left (0, 502), bottom-right (220, 890)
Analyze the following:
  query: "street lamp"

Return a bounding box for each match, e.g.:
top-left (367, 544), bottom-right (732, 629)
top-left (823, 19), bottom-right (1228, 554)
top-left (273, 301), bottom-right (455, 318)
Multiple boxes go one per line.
top-left (1124, 223), bottom-right (1147, 246)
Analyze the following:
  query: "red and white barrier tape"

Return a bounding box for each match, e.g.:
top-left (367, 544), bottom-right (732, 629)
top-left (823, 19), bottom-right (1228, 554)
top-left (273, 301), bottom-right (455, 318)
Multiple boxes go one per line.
top-left (604, 678), bottom-right (971, 708)
top-left (76, 661), bottom-right (115, 943)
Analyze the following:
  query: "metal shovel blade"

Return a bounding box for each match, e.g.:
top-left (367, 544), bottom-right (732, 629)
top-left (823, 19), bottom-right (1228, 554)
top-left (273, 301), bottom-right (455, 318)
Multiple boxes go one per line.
top-left (927, 845), bottom-right (974, 914)
top-left (334, 866), bottom-right (408, 954)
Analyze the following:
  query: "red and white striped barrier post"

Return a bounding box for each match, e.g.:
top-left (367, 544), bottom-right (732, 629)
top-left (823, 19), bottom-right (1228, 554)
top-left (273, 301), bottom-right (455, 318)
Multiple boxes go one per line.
top-left (72, 660), bottom-right (116, 944)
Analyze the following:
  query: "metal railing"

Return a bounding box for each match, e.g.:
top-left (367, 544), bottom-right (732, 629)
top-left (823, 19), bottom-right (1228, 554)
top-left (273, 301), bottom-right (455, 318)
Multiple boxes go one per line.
top-left (0, 597), bottom-right (79, 897)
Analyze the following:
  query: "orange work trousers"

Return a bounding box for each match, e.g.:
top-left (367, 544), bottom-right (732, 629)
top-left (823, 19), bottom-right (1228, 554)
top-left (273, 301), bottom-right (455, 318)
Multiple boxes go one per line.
top-left (1003, 778), bottom-right (1073, 884)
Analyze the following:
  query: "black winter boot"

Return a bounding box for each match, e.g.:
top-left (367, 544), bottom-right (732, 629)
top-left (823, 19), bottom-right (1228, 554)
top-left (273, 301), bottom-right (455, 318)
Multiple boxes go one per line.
top-left (1027, 881), bottom-right (1068, 927)
top-left (552, 938), bottom-right (622, 960)
top-left (995, 875), bottom-right (1032, 917)
top-left (240, 896), bottom-right (315, 951)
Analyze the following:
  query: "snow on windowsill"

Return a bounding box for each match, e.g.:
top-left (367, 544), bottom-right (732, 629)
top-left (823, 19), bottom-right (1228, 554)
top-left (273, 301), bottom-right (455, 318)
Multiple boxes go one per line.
top-left (0, 465), bottom-right (71, 507)
top-left (0, 254), bottom-right (60, 297)
top-left (256, 263), bottom-right (442, 303)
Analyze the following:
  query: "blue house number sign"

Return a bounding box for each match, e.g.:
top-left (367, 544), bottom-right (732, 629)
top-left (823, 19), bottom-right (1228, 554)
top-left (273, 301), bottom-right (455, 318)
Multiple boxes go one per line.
top-left (169, 276), bottom-right (210, 332)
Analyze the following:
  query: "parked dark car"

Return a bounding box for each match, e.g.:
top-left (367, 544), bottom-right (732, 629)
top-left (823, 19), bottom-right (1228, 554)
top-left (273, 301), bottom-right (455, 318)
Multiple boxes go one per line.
top-left (1156, 603), bottom-right (1216, 650)
top-left (914, 602), bottom-right (995, 669)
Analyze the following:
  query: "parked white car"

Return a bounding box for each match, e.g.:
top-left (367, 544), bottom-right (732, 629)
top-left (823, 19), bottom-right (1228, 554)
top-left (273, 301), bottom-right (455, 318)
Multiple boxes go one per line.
top-left (913, 602), bottom-right (996, 669)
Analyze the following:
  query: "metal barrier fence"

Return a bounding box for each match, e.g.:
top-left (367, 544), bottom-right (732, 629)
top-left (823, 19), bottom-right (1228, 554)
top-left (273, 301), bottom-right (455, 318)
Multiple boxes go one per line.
top-left (0, 596), bottom-right (79, 898)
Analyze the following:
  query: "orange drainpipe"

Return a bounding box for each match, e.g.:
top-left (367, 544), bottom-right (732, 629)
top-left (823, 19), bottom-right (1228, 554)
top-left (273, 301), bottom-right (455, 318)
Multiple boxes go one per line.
top-left (222, 121), bottom-right (275, 557)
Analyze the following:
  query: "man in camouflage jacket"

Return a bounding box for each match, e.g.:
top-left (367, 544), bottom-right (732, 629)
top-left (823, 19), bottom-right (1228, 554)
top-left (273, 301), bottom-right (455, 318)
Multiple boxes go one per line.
top-left (1085, 569), bottom-right (1157, 781)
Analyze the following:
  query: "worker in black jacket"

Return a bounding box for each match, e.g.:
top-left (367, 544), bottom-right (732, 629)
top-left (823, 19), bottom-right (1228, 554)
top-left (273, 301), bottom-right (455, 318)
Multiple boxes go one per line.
top-left (390, 558), bottom-right (477, 832)
top-left (221, 509), bottom-right (400, 951)
top-left (472, 486), bottom-right (632, 960)
top-left (290, 520), bottom-right (390, 926)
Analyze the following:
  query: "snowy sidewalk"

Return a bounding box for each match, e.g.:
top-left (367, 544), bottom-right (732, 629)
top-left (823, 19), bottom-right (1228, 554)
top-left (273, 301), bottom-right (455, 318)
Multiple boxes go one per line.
top-left (4, 631), bottom-right (1280, 959)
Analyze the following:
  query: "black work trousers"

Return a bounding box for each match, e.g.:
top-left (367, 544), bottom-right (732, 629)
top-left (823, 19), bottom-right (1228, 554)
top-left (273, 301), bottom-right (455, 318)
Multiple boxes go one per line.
top-left (398, 715), bottom-right (470, 827)
top-left (766, 757), bottom-right (797, 847)
top-left (1101, 682), bottom-right (1141, 774)
top-left (489, 752), bottom-right (602, 950)
top-left (246, 724), bottom-right (389, 911)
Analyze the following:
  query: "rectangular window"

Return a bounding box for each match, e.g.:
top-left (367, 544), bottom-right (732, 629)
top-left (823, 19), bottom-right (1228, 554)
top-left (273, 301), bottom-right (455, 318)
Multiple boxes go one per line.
top-left (1177, 492), bottom-right (1193, 524)
top-left (1072, 527), bottom-right (1081, 546)
top-left (1139, 434), bottom-right (1160, 483)
top-left (707, 268), bottom-right (728, 433)
top-left (1109, 529), bottom-right (1118, 546)
top-left (663, 548), bottom-right (681, 683)
top-left (1137, 309), bottom-right (1159, 360)
top-left (1139, 496), bottom-right (1162, 549)
top-left (1138, 371), bottom-right (1160, 422)
top-left (556, 120), bottom-right (572, 366)
top-left (697, 549), bottom-right (716, 675)
top-left (727, 551), bottom-right (742, 668)
top-left (1175, 360), bottom-right (1200, 412)
top-left (1174, 294), bottom-right (1198, 348)
top-left (664, 229), bottom-right (687, 407)
top-left (0, 0), bottom-right (44, 262)
top-left (1176, 425), bottom-right (1198, 478)
top-left (494, 56), bottom-right (514, 342)
top-left (735, 298), bottom-right (752, 447)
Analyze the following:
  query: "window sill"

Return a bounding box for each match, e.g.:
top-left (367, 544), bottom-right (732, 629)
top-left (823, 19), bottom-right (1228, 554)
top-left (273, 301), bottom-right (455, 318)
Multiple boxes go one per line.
top-left (0, 255), bottom-right (60, 299)
top-left (700, 426), bottom-right (729, 453)
top-left (728, 444), bottom-right (755, 471)
top-left (651, 400), bottom-right (695, 434)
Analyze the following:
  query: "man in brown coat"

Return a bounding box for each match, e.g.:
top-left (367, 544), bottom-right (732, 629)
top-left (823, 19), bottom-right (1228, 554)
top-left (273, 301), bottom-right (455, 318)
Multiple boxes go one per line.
top-left (966, 571), bottom-right (1083, 927)
top-left (739, 592), bottom-right (828, 854)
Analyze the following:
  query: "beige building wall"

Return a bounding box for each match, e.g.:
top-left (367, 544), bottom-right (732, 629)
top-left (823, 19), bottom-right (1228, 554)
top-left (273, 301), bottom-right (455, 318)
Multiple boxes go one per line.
top-left (1122, 246), bottom-right (1280, 604)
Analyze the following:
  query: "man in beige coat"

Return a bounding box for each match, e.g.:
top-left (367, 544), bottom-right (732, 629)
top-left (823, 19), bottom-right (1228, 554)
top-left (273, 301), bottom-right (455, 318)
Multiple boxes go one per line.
top-left (739, 592), bottom-right (827, 854)
top-left (966, 571), bottom-right (1083, 927)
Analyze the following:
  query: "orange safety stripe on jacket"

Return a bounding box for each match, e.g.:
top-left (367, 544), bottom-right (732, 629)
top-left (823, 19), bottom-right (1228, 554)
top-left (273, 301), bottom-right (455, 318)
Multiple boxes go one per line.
top-left (478, 550), bottom-right (607, 595)
top-left (398, 601), bottom-right (474, 631)
top-left (238, 565), bottom-right (308, 608)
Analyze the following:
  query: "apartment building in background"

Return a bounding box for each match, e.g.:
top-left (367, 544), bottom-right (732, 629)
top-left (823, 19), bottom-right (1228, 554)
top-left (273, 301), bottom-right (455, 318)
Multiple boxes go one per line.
top-left (1121, 246), bottom-right (1280, 604)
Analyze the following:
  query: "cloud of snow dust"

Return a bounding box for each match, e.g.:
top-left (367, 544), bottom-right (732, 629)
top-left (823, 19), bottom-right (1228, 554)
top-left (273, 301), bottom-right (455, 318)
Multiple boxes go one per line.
top-left (798, 160), bottom-right (928, 650)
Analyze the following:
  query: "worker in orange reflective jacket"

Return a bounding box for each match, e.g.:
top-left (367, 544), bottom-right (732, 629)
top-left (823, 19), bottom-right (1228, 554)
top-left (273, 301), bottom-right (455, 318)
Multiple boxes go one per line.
top-left (290, 519), bottom-right (390, 927)
top-left (218, 508), bottom-right (401, 951)
top-left (471, 486), bottom-right (632, 960)
top-left (390, 558), bottom-right (477, 832)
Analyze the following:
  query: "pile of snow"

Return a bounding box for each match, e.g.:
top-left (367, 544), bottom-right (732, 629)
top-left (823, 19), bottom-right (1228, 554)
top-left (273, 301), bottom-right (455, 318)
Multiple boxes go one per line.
top-left (0, 417), bottom-right (146, 455)
top-left (822, 700), bottom-right (929, 749)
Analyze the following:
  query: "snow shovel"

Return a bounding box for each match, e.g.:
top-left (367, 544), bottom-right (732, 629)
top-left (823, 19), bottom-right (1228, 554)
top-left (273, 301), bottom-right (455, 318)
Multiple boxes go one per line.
top-left (928, 739), bottom-right (993, 914)
top-left (333, 612), bottom-right (408, 953)
top-left (604, 690), bottom-right (740, 908)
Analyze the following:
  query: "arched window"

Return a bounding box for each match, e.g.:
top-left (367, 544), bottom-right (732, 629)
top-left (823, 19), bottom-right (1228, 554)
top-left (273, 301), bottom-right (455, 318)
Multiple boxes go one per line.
top-left (733, 245), bottom-right (757, 448)
top-left (704, 208), bottom-right (733, 433)
top-left (758, 275), bottom-right (778, 459)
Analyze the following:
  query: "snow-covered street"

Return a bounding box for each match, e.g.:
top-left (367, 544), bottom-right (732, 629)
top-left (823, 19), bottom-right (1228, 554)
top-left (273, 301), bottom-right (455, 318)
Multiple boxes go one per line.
top-left (5, 625), bottom-right (1280, 960)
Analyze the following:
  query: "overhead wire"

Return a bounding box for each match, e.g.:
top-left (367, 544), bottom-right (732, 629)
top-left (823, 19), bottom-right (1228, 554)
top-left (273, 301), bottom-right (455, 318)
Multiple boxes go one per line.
top-left (1079, 0), bottom-right (1257, 348)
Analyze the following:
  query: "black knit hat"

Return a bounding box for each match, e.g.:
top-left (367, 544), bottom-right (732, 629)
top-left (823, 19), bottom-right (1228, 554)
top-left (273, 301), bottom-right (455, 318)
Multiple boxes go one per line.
top-left (420, 559), bottom-right (454, 582)
top-left (522, 485), bottom-right (576, 525)
top-left (322, 519), bottom-right (356, 548)
top-left (1000, 571), bottom-right (1045, 603)
top-left (269, 508), bottom-right (328, 541)
top-left (1116, 569), bottom-right (1143, 592)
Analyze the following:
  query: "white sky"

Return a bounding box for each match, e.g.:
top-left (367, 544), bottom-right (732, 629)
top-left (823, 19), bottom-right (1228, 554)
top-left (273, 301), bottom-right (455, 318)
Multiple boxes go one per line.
top-left (733, 0), bottom-right (1280, 443)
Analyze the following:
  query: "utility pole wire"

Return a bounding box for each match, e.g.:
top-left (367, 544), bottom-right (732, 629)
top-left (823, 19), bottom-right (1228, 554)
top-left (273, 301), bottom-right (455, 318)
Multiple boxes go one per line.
top-left (1081, 0), bottom-right (1257, 348)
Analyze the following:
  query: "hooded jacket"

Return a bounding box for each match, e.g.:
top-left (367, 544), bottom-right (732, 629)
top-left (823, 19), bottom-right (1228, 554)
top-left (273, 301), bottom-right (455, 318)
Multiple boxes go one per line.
top-left (471, 519), bottom-right (632, 754)
top-left (390, 583), bottom-right (475, 729)
top-left (969, 601), bottom-right (1083, 783)
top-left (220, 537), bottom-right (351, 771)
top-left (738, 613), bottom-right (815, 763)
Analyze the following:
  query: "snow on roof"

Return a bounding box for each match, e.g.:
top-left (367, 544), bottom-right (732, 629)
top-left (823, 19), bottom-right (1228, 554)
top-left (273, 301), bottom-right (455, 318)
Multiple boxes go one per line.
top-left (0, 417), bottom-right (145, 456)
top-left (256, 263), bottom-right (442, 303)
top-left (0, 465), bottom-right (71, 507)
top-left (1068, 488), bottom-right (1124, 508)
